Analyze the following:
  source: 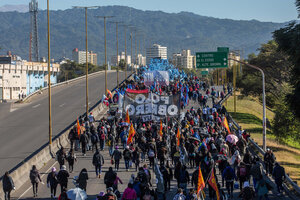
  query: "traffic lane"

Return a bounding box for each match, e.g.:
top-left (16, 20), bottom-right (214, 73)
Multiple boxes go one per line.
top-left (0, 71), bottom-right (124, 175)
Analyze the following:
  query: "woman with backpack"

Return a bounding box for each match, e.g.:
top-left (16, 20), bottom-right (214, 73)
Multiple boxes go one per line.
top-left (237, 162), bottom-right (248, 191)
top-left (29, 165), bottom-right (42, 197)
top-left (222, 163), bottom-right (236, 198)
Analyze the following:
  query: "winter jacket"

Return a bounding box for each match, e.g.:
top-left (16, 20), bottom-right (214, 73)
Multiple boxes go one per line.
top-left (272, 165), bottom-right (285, 180)
top-left (93, 152), bottom-right (104, 166)
top-left (47, 172), bottom-right (58, 187)
top-left (57, 170), bottom-right (69, 185)
top-left (250, 163), bottom-right (263, 179)
top-left (256, 179), bottom-right (269, 197)
top-left (78, 171), bottom-right (89, 190)
top-left (122, 187), bottom-right (137, 200)
top-left (30, 169), bottom-right (41, 183)
top-left (2, 175), bottom-right (14, 191)
top-left (112, 150), bottom-right (122, 160)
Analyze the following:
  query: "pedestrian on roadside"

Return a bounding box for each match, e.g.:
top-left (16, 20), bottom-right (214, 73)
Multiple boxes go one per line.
top-left (93, 149), bottom-right (105, 178)
top-left (104, 167), bottom-right (117, 189)
top-left (122, 183), bottom-right (137, 200)
top-left (264, 149), bottom-right (275, 176)
top-left (222, 163), bottom-right (236, 198)
top-left (91, 130), bottom-right (99, 152)
top-left (238, 181), bottom-right (255, 200)
top-left (80, 131), bottom-right (89, 156)
top-left (77, 168), bottom-right (89, 191)
top-left (47, 167), bottom-right (58, 198)
top-left (112, 146), bottom-right (122, 171)
top-left (56, 147), bottom-right (67, 169)
top-left (66, 149), bottom-right (77, 173)
top-left (29, 165), bottom-right (42, 197)
top-left (250, 157), bottom-right (263, 189)
top-left (58, 188), bottom-right (70, 200)
top-left (272, 162), bottom-right (286, 196)
top-left (57, 165), bottom-right (70, 194)
top-left (256, 175), bottom-right (270, 200)
top-left (173, 188), bottom-right (186, 200)
top-left (2, 171), bottom-right (15, 200)
top-left (103, 187), bottom-right (117, 200)
top-left (99, 126), bottom-right (106, 150)
top-left (68, 126), bottom-right (77, 150)
top-left (123, 146), bottom-right (132, 171)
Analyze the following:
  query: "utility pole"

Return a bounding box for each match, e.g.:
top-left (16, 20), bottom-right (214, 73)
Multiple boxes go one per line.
top-left (121, 24), bottom-right (129, 79)
top-left (73, 6), bottom-right (98, 117)
top-left (109, 21), bottom-right (122, 87)
top-left (47, 0), bottom-right (52, 150)
top-left (134, 30), bottom-right (137, 73)
top-left (96, 16), bottom-right (114, 96)
top-left (129, 26), bottom-right (135, 74)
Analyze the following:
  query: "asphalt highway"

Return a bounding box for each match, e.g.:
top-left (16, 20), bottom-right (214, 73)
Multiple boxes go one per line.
top-left (0, 71), bottom-right (125, 176)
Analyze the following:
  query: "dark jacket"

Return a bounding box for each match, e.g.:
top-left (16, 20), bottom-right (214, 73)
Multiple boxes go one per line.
top-left (47, 172), bottom-right (58, 187)
top-left (93, 152), bottom-right (104, 166)
top-left (104, 169), bottom-right (117, 185)
top-left (57, 170), bottom-right (69, 185)
top-left (30, 169), bottom-right (41, 183)
top-left (272, 164), bottom-right (285, 180)
top-left (112, 149), bottom-right (122, 160)
top-left (78, 171), bottom-right (89, 190)
top-left (2, 175), bottom-right (14, 191)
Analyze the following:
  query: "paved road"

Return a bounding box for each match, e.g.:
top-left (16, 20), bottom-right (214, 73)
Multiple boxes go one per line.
top-left (0, 71), bottom-right (125, 176)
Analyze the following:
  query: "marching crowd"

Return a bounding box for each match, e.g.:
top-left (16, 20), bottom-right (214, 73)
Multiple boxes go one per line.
top-left (2, 73), bottom-right (287, 200)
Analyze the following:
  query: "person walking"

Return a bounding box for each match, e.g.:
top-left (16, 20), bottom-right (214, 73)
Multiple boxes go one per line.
top-left (57, 165), bottom-right (70, 194)
top-left (264, 149), bottom-right (275, 176)
top-left (272, 162), bottom-right (286, 196)
top-left (66, 149), bottom-right (76, 173)
top-left (47, 167), bottom-right (58, 198)
top-left (103, 187), bottom-right (117, 200)
top-left (123, 146), bottom-right (132, 171)
top-left (238, 181), bottom-right (255, 200)
top-left (104, 167), bottom-right (117, 189)
top-left (112, 146), bottom-right (122, 171)
top-left (77, 168), bottom-right (89, 191)
top-left (29, 165), bottom-right (42, 197)
top-left (122, 183), bottom-right (137, 200)
top-left (2, 171), bottom-right (15, 200)
top-left (250, 157), bottom-right (263, 189)
top-left (56, 147), bottom-right (67, 169)
top-left (256, 176), bottom-right (270, 200)
top-left (222, 164), bottom-right (236, 198)
top-left (93, 150), bottom-right (105, 178)
top-left (80, 131), bottom-right (89, 156)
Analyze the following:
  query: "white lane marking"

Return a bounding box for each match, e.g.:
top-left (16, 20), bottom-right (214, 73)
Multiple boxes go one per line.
top-left (32, 104), bottom-right (41, 108)
top-left (59, 103), bottom-right (66, 107)
top-left (17, 161), bottom-right (58, 199)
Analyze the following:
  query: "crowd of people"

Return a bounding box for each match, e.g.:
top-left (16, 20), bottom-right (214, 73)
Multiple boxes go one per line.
top-left (2, 71), bottom-right (287, 200)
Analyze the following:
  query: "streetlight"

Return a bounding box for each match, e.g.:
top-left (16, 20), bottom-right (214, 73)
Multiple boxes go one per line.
top-left (73, 6), bottom-right (99, 117)
top-left (96, 16), bottom-right (114, 96)
top-left (120, 24), bottom-right (129, 79)
top-left (109, 21), bottom-right (123, 87)
top-left (47, 0), bottom-right (52, 150)
top-left (229, 58), bottom-right (267, 151)
top-left (128, 26), bottom-right (135, 73)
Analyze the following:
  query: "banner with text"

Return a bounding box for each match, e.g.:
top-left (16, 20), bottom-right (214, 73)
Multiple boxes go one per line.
top-left (143, 70), bottom-right (170, 86)
top-left (124, 90), bottom-right (180, 122)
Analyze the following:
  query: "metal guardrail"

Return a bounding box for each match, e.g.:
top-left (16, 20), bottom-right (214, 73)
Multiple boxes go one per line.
top-left (0, 72), bottom-right (134, 181)
top-left (222, 93), bottom-right (300, 197)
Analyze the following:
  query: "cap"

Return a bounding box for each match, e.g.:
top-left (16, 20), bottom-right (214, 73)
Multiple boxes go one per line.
top-left (61, 165), bottom-right (66, 170)
top-left (52, 167), bottom-right (56, 172)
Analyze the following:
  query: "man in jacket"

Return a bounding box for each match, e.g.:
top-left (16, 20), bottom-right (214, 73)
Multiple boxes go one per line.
top-left (104, 167), bottom-right (117, 189)
top-left (57, 165), bottom-right (70, 194)
top-left (273, 162), bottom-right (286, 196)
top-left (2, 171), bottom-right (15, 200)
top-left (250, 157), bottom-right (263, 189)
top-left (93, 150), bottom-right (104, 178)
top-left (112, 146), bottom-right (122, 171)
top-left (264, 149), bottom-right (276, 176)
top-left (123, 146), bottom-right (132, 171)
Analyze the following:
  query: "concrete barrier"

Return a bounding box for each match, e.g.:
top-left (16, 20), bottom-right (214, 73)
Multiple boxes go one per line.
top-left (0, 73), bottom-right (133, 199)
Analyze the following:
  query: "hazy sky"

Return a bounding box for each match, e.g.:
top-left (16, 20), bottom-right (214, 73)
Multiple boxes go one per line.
top-left (0, 0), bottom-right (298, 22)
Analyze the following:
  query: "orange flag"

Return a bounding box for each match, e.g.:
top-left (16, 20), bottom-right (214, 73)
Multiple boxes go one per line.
top-left (197, 166), bottom-right (205, 196)
top-left (127, 123), bottom-right (136, 145)
top-left (77, 118), bottom-right (81, 137)
top-left (107, 89), bottom-right (113, 99)
top-left (223, 116), bottom-right (231, 134)
top-left (159, 120), bottom-right (163, 137)
top-left (208, 170), bottom-right (220, 200)
top-left (176, 127), bottom-right (181, 146)
top-left (125, 109), bottom-right (130, 124)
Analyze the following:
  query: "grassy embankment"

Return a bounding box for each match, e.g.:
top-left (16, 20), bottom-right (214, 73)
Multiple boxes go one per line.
top-left (225, 94), bottom-right (300, 181)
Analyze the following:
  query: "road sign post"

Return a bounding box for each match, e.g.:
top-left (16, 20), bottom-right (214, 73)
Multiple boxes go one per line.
top-left (196, 52), bottom-right (228, 69)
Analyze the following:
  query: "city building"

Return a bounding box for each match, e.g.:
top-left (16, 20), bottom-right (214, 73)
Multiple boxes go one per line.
top-left (137, 54), bottom-right (146, 66)
top-left (0, 59), bottom-right (60, 100)
top-left (146, 44), bottom-right (167, 65)
top-left (72, 48), bottom-right (98, 65)
top-left (228, 51), bottom-right (241, 66)
top-left (111, 52), bottom-right (131, 66)
top-left (172, 50), bottom-right (195, 69)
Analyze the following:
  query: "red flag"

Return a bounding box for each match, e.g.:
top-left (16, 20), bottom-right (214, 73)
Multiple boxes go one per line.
top-left (127, 123), bottom-right (136, 145)
top-left (159, 120), bottom-right (163, 137)
top-left (197, 166), bottom-right (205, 196)
top-left (176, 127), bottom-right (180, 146)
top-left (208, 170), bottom-right (220, 200)
top-left (77, 118), bottom-right (81, 137)
top-left (125, 109), bottom-right (130, 124)
top-left (223, 116), bottom-right (231, 134)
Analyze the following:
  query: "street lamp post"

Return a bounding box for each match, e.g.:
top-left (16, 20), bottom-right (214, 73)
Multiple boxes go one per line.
top-left (109, 21), bottom-right (122, 88)
top-left (229, 58), bottom-right (267, 151)
top-left (96, 16), bottom-right (114, 96)
top-left (47, 0), bottom-right (52, 150)
top-left (73, 6), bottom-right (99, 117)
top-left (121, 24), bottom-right (129, 79)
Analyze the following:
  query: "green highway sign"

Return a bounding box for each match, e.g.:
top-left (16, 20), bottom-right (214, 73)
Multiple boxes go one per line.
top-left (201, 70), bottom-right (209, 75)
top-left (196, 52), bottom-right (228, 69)
top-left (217, 47), bottom-right (229, 53)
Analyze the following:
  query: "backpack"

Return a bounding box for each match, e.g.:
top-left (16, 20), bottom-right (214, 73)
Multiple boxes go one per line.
top-left (239, 166), bottom-right (247, 177)
top-left (100, 132), bottom-right (105, 140)
top-left (91, 134), bottom-right (98, 144)
top-left (148, 149), bottom-right (155, 157)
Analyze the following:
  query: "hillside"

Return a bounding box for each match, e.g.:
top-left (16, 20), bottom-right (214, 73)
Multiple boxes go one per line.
top-left (0, 6), bottom-right (287, 64)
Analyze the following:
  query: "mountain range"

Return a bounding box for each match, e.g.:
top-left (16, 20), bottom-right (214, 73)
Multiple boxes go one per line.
top-left (0, 4), bottom-right (28, 13)
top-left (0, 6), bottom-right (289, 64)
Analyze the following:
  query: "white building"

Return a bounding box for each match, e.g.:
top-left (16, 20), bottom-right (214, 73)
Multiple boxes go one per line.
top-left (137, 54), bottom-right (146, 66)
top-left (172, 50), bottom-right (195, 69)
top-left (228, 52), bottom-right (241, 66)
top-left (0, 60), bottom-right (60, 100)
top-left (72, 48), bottom-right (98, 66)
top-left (111, 52), bottom-right (131, 66)
top-left (146, 44), bottom-right (167, 65)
